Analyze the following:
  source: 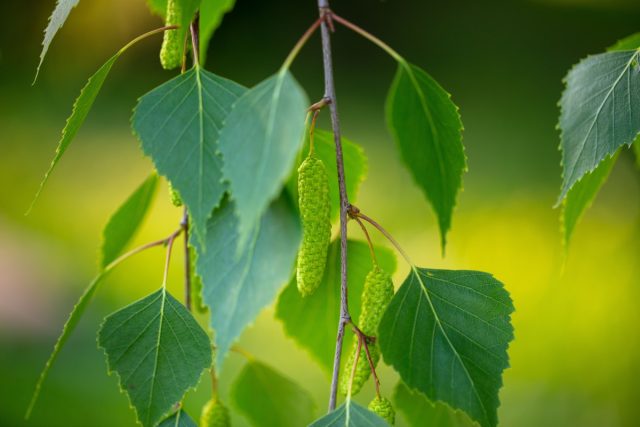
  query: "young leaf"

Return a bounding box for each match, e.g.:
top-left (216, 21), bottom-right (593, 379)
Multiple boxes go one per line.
top-left (191, 195), bottom-right (301, 369)
top-left (308, 400), bottom-right (389, 427)
top-left (386, 62), bottom-right (465, 251)
top-left (231, 360), bottom-right (316, 427)
top-left (34, 0), bottom-right (80, 82)
top-left (276, 240), bottom-right (396, 374)
top-left (26, 271), bottom-right (111, 418)
top-left (394, 382), bottom-right (475, 427)
top-left (100, 174), bottom-right (158, 268)
top-left (158, 410), bottom-right (197, 427)
top-left (199, 0), bottom-right (236, 64)
top-left (558, 49), bottom-right (640, 202)
top-left (562, 153), bottom-right (617, 248)
top-left (378, 268), bottom-right (514, 427)
top-left (28, 27), bottom-right (168, 214)
top-left (98, 289), bottom-right (212, 427)
top-left (132, 67), bottom-right (245, 244)
top-left (287, 129), bottom-right (368, 220)
top-left (218, 70), bottom-right (308, 251)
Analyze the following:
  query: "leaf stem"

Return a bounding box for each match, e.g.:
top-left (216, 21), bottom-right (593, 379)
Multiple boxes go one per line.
top-left (347, 334), bottom-right (363, 397)
top-left (309, 109), bottom-right (320, 156)
top-left (162, 229), bottom-right (180, 289)
top-left (317, 0), bottom-right (352, 412)
top-left (190, 12), bottom-right (200, 67)
top-left (355, 210), bottom-right (414, 266)
top-left (352, 215), bottom-right (378, 266)
top-left (118, 25), bottom-right (179, 57)
top-left (281, 17), bottom-right (323, 72)
top-left (330, 14), bottom-right (404, 64)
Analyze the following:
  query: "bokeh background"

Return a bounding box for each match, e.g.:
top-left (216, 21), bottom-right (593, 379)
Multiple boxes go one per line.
top-left (1, 0), bottom-right (640, 426)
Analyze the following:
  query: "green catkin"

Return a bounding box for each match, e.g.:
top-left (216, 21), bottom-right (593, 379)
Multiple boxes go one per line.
top-left (340, 266), bottom-right (393, 395)
top-left (296, 154), bottom-right (331, 297)
top-left (168, 182), bottom-right (183, 207)
top-left (159, 0), bottom-right (182, 70)
top-left (368, 396), bottom-right (395, 425)
top-left (200, 398), bottom-right (231, 427)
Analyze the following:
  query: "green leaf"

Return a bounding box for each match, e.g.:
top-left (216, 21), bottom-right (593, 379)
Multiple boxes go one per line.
top-left (386, 62), bottom-right (465, 251)
top-left (98, 289), bottom-right (212, 427)
top-left (157, 410), bottom-right (197, 427)
top-left (132, 67), bottom-right (245, 244)
top-left (199, 0), bottom-right (236, 64)
top-left (231, 360), bottom-right (316, 427)
top-left (146, 0), bottom-right (167, 17)
top-left (562, 153), bottom-right (617, 248)
top-left (26, 271), bottom-right (111, 418)
top-left (608, 32), bottom-right (640, 51)
top-left (192, 195), bottom-right (301, 369)
top-left (34, 0), bottom-right (80, 82)
top-left (378, 268), bottom-right (514, 427)
top-left (394, 382), bottom-right (475, 427)
top-left (218, 70), bottom-right (308, 250)
top-left (308, 400), bottom-right (388, 427)
top-left (287, 129), bottom-right (368, 221)
top-left (276, 240), bottom-right (396, 374)
top-left (558, 49), bottom-right (640, 202)
top-left (100, 174), bottom-right (158, 269)
top-left (28, 27), bottom-right (167, 214)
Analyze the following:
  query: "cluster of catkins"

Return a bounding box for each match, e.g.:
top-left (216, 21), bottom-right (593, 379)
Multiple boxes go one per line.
top-left (296, 150), bottom-right (395, 424)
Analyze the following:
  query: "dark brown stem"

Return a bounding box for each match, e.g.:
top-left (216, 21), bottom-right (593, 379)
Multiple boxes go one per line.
top-left (347, 333), bottom-right (363, 397)
top-left (317, 0), bottom-right (351, 412)
top-left (181, 208), bottom-right (191, 311)
top-left (349, 321), bottom-right (382, 398)
top-left (352, 215), bottom-right (378, 266)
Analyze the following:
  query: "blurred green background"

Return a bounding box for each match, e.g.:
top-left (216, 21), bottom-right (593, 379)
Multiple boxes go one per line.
top-left (1, 0), bottom-right (640, 426)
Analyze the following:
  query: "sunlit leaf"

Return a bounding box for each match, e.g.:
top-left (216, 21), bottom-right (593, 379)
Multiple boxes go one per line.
top-left (394, 381), bottom-right (475, 427)
top-left (218, 70), bottom-right (308, 250)
top-left (157, 409), bottom-right (197, 427)
top-left (286, 129), bottom-right (368, 221)
top-left (378, 268), bottom-right (514, 427)
top-left (308, 400), bottom-right (388, 427)
top-left (386, 62), bottom-right (465, 251)
top-left (558, 49), bottom-right (640, 202)
top-left (192, 195), bottom-right (300, 369)
top-left (132, 67), bottom-right (245, 244)
top-left (199, 0), bottom-right (236, 64)
top-left (562, 153), bottom-right (617, 248)
top-left (28, 27), bottom-right (167, 214)
top-left (276, 240), bottom-right (396, 374)
top-left (98, 289), bottom-right (211, 427)
top-left (100, 174), bottom-right (158, 268)
top-left (608, 32), bottom-right (640, 51)
top-left (34, 0), bottom-right (80, 82)
top-left (231, 360), bottom-right (316, 427)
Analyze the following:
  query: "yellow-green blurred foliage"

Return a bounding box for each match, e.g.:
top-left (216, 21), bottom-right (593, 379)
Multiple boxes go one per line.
top-left (1, 0), bottom-right (639, 426)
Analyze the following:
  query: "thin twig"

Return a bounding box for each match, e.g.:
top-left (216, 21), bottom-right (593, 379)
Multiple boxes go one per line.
top-left (352, 215), bottom-right (378, 266)
top-left (162, 229), bottom-right (180, 288)
top-left (317, 0), bottom-right (351, 412)
top-left (331, 13), bottom-right (403, 63)
top-left (347, 334), bottom-right (363, 398)
top-left (104, 228), bottom-right (182, 272)
top-left (181, 208), bottom-right (191, 311)
top-left (281, 16), bottom-right (323, 71)
top-left (349, 320), bottom-right (382, 398)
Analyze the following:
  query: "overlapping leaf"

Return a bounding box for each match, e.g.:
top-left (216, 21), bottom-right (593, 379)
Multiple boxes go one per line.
top-left (218, 70), bottom-right (308, 250)
top-left (394, 382), bottom-right (475, 427)
top-left (308, 400), bottom-right (388, 427)
top-left (157, 410), bottom-right (197, 427)
top-left (192, 195), bottom-right (301, 369)
top-left (558, 49), bottom-right (640, 201)
top-left (231, 360), bottom-right (316, 427)
top-left (34, 0), bottom-right (80, 81)
top-left (378, 268), bottom-right (514, 427)
top-left (132, 67), bottom-right (245, 243)
top-left (98, 289), bottom-right (211, 427)
top-left (199, 0), bottom-right (236, 64)
top-left (386, 62), bottom-right (465, 251)
top-left (101, 174), bottom-right (158, 268)
top-left (276, 240), bottom-right (396, 374)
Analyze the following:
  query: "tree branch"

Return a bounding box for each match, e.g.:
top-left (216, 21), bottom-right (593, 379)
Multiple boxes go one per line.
top-left (316, 0), bottom-right (350, 412)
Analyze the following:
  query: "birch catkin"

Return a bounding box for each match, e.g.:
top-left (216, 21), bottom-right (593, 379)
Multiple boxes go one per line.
top-left (340, 266), bottom-right (393, 395)
top-left (200, 398), bottom-right (231, 427)
top-left (159, 0), bottom-right (182, 70)
top-left (368, 396), bottom-right (395, 425)
top-left (296, 154), bottom-right (331, 297)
